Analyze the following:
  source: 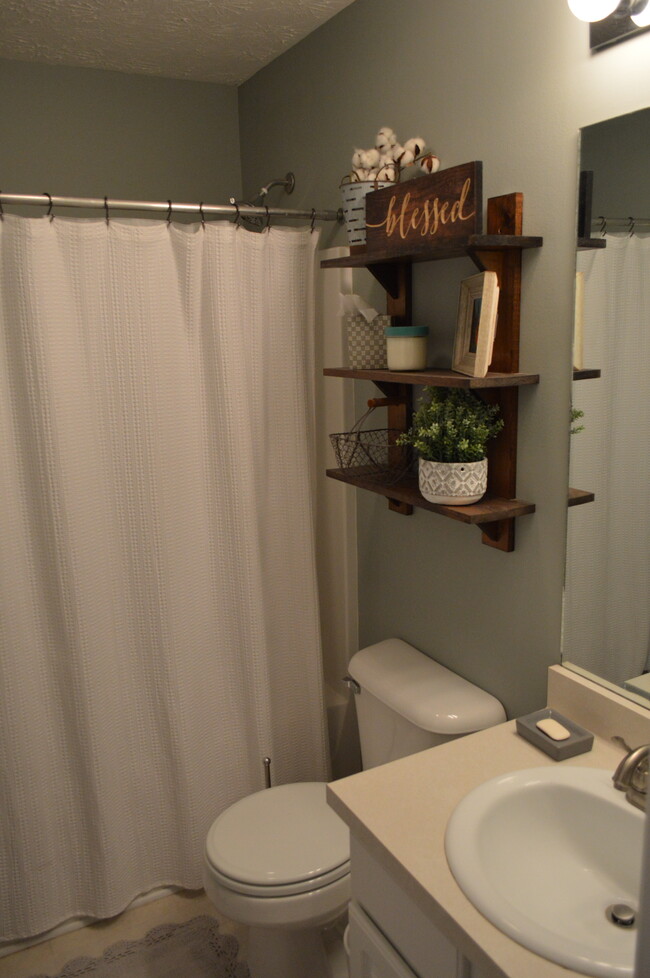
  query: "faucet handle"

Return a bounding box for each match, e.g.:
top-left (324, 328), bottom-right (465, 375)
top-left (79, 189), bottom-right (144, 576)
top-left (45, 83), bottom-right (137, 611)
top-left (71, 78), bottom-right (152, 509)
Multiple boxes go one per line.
top-left (630, 752), bottom-right (649, 792)
top-left (613, 744), bottom-right (650, 811)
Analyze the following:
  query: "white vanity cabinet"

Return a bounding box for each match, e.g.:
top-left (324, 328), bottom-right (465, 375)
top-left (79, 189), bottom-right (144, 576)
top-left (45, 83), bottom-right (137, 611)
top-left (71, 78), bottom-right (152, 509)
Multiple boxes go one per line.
top-left (348, 836), bottom-right (489, 978)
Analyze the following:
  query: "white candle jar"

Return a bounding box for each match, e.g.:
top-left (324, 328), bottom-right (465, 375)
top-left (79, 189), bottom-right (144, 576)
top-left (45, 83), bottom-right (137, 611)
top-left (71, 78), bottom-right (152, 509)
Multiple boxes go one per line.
top-left (384, 326), bottom-right (429, 371)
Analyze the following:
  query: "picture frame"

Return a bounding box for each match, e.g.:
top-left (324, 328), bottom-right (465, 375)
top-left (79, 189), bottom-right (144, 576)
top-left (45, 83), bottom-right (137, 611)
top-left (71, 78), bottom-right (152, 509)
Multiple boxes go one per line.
top-left (452, 271), bottom-right (500, 378)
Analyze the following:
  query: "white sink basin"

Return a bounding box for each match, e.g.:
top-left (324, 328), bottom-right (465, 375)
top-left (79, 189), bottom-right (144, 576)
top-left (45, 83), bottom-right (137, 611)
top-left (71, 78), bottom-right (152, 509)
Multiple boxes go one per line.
top-left (445, 766), bottom-right (644, 977)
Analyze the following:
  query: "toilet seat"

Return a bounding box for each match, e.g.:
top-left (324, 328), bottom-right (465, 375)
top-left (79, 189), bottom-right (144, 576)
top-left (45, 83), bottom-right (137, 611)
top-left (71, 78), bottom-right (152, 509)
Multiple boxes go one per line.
top-left (205, 782), bottom-right (350, 897)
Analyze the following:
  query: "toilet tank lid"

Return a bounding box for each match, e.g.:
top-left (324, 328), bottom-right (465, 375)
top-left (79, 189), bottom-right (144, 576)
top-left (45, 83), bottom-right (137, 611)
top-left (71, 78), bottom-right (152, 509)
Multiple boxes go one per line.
top-left (348, 639), bottom-right (506, 735)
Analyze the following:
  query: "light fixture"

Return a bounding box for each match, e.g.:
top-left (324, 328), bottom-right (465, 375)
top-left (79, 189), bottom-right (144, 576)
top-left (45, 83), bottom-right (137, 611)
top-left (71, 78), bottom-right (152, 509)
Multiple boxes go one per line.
top-left (568, 0), bottom-right (618, 21)
top-left (568, 0), bottom-right (650, 48)
top-left (631, 1), bottom-right (650, 24)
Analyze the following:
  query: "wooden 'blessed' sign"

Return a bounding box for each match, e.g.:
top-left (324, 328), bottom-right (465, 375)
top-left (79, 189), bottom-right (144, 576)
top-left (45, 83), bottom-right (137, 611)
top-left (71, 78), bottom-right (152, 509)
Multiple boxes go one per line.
top-left (365, 161), bottom-right (483, 258)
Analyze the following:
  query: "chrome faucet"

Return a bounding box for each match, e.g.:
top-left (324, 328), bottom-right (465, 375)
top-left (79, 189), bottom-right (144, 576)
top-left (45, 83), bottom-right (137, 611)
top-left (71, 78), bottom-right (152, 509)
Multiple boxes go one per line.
top-left (612, 743), bottom-right (649, 811)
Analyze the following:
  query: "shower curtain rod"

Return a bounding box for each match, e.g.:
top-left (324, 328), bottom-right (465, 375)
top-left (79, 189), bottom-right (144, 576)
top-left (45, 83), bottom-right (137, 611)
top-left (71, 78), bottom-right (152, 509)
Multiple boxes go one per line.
top-left (0, 191), bottom-right (343, 224)
top-left (591, 214), bottom-right (650, 232)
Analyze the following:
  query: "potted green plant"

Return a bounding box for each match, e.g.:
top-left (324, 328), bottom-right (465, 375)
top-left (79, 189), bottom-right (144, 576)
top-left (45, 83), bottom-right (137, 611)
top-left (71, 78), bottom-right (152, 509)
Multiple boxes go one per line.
top-left (397, 387), bottom-right (503, 505)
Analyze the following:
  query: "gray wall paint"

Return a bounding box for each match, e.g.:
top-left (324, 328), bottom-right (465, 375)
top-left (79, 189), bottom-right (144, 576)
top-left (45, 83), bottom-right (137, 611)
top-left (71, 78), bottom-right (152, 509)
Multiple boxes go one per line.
top-left (0, 59), bottom-right (241, 207)
top-left (239, 0), bottom-right (650, 718)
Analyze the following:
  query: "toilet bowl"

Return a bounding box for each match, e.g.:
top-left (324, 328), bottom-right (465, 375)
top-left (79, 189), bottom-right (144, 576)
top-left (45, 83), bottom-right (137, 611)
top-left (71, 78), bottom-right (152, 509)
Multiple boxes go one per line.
top-left (203, 639), bottom-right (507, 978)
top-left (203, 782), bottom-right (350, 978)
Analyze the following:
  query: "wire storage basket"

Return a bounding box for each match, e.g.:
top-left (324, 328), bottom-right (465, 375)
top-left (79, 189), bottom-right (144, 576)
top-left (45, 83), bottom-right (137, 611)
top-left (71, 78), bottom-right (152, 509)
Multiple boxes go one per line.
top-left (330, 406), bottom-right (411, 485)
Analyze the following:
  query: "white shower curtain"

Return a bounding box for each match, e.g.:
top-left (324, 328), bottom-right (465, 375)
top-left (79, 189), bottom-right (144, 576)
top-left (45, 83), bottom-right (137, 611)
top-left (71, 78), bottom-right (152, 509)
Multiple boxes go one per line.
top-left (0, 214), bottom-right (329, 941)
top-left (565, 234), bottom-right (650, 685)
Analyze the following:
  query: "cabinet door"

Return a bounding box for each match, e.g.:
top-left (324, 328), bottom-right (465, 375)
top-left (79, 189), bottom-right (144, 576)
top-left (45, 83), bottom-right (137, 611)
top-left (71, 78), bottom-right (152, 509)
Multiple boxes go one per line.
top-left (348, 901), bottom-right (421, 978)
top-left (348, 901), bottom-right (461, 978)
top-left (351, 837), bottom-right (462, 978)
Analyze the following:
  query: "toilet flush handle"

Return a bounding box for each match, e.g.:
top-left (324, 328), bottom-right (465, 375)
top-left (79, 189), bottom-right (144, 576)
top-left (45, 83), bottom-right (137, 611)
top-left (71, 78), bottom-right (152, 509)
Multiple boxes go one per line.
top-left (342, 674), bottom-right (360, 694)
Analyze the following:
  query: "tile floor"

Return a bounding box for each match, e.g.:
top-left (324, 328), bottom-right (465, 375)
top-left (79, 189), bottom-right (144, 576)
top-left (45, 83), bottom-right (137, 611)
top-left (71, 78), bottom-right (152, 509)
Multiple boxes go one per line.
top-left (0, 890), bottom-right (248, 978)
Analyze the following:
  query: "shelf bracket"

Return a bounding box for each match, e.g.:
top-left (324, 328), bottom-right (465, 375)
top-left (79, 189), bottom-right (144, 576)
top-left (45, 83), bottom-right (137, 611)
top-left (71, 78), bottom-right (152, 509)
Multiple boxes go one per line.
top-left (368, 262), bottom-right (412, 324)
top-left (478, 518), bottom-right (515, 552)
top-left (388, 498), bottom-right (413, 515)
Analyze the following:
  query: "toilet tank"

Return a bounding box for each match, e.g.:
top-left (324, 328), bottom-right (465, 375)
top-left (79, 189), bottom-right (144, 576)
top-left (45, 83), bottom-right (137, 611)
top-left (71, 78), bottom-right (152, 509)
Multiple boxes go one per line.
top-left (347, 638), bottom-right (506, 769)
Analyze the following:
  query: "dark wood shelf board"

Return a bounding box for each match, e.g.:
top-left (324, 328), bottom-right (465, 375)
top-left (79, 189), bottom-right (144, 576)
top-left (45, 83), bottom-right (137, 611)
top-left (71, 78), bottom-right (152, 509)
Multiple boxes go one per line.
top-left (324, 366), bottom-right (540, 388)
top-left (568, 487), bottom-right (595, 507)
top-left (327, 467), bottom-right (535, 524)
top-left (577, 237), bottom-right (607, 250)
top-left (320, 234), bottom-right (543, 270)
top-left (573, 368), bottom-right (601, 380)
top-left (469, 234), bottom-right (543, 251)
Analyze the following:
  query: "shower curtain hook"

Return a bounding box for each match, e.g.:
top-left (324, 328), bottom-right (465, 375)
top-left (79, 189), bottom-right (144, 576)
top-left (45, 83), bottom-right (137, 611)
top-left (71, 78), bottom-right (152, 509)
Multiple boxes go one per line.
top-left (0, 192), bottom-right (4, 222)
top-left (310, 208), bottom-right (316, 233)
top-left (628, 216), bottom-right (635, 237)
top-left (199, 202), bottom-right (206, 229)
top-left (234, 201), bottom-right (242, 229)
top-left (104, 196), bottom-right (110, 226)
top-left (597, 215), bottom-right (606, 237)
top-left (167, 200), bottom-right (173, 226)
top-left (43, 192), bottom-right (54, 222)
top-left (264, 205), bottom-right (271, 231)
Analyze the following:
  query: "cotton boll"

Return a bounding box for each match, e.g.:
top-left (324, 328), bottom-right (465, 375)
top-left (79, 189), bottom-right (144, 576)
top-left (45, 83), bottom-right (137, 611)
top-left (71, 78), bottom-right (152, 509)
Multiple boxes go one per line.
top-left (377, 162), bottom-right (397, 181)
top-left (375, 127), bottom-right (397, 153)
top-left (378, 153), bottom-right (398, 181)
top-left (360, 148), bottom-right (381, 170)
top-left (397, 147), bottom-right (415, 167)
top-left (419, 153), bottom-right (440, 174)
top-left (404, 137), bottom-right (427, 158)
top-left (351, 148), bottom-right (365, 169)
top-left (353, 167), bottom-right (370, 181)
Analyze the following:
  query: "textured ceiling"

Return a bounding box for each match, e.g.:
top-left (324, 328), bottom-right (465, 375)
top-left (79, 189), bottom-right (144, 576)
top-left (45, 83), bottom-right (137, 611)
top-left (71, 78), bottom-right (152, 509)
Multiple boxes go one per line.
top-left (0, 0), bottom-right (355, 86)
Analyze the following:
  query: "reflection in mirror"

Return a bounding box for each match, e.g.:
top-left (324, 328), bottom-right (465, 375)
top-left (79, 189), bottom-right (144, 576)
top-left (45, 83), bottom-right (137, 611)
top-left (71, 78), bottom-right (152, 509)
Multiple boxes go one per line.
top-left (563, 108), bottom-right (650, 707)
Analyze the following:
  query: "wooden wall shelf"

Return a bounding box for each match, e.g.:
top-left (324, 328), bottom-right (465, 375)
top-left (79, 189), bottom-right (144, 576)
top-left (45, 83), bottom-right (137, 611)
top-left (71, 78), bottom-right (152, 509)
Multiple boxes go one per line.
top-left (573, 368), bottom-right (601, 380)
top-left (319, 234), bottom-right (543, 270)
top-left (322, 189), bottom-right (542, 553)
top-left (577, 237), bottom-right (607, 250)
top-left (324, 366), bottom-right (540, 389)
top-left (568, 488), bottom-right (595, 507)
top-left (327, 468), bottom-right (535, 540)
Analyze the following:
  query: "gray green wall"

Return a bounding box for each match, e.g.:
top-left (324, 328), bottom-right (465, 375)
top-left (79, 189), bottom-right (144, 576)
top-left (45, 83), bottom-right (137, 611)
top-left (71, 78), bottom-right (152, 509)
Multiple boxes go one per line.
top-left (0, 59), bottom-right (241, 208)
top-left (238, 0), bottom-right (650, 718)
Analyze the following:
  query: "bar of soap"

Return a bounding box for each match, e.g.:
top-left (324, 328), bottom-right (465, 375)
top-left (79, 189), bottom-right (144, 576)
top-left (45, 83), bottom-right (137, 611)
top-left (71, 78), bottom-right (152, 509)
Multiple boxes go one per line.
top-left (536, 717), bottom-right (571, 741)
top-left (516, 709), bottom-right (593, 760)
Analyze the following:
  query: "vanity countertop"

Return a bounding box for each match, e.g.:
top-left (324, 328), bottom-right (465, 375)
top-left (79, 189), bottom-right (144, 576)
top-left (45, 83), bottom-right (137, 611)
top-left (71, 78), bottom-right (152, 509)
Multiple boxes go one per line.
top-left (327, 713), bottom-right (631, 978)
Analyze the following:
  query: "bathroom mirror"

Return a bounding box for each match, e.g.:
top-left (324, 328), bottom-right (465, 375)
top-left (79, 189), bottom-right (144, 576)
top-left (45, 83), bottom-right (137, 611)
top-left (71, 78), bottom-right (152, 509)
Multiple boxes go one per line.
top-left (562, 107), bottom-right (650, 706)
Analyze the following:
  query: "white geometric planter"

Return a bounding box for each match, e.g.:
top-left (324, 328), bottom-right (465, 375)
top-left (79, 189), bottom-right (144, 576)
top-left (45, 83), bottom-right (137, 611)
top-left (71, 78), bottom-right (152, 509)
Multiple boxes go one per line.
top-left (418, 457), bottom-right (487, 506)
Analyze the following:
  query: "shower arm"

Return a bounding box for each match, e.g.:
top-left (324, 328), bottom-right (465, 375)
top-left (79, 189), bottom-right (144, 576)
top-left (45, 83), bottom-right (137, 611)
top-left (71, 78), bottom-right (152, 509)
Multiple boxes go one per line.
top-left (229, 172), bottom-right (298, 225)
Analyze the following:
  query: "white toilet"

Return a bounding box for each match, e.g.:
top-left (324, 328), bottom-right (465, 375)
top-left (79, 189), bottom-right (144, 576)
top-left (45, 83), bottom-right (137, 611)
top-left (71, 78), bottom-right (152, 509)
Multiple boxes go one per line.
top-left (203, 638), bottom-right (506, 978)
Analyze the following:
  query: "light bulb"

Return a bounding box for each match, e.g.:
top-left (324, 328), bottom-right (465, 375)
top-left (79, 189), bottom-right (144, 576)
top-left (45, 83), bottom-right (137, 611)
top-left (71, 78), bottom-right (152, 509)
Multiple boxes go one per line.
top-left (567, 0), bottom-right (619, 21)
top-left (631, 0), bottom-right (650, 25)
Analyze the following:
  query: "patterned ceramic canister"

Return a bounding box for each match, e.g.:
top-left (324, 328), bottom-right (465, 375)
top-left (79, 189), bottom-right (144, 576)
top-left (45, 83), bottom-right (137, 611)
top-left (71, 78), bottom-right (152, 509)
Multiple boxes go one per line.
top-left (418, 457), bottom-right (487, 506)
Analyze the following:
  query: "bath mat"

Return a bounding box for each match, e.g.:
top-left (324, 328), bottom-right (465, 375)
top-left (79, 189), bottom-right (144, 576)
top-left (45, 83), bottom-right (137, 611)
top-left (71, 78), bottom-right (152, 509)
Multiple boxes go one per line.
top-left (30, 915), bottom-right (249, 978)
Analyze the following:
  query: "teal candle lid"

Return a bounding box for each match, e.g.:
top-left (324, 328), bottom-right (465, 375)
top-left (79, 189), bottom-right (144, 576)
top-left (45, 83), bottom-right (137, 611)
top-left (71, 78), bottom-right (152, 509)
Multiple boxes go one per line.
top-left (384, 326), bottom-right (429, 337)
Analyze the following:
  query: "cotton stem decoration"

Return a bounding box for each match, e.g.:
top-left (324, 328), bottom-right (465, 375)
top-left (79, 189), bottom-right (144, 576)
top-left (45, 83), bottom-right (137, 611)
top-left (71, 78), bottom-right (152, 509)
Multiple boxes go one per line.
top-left (347, 127), bottom-right (440, 184)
